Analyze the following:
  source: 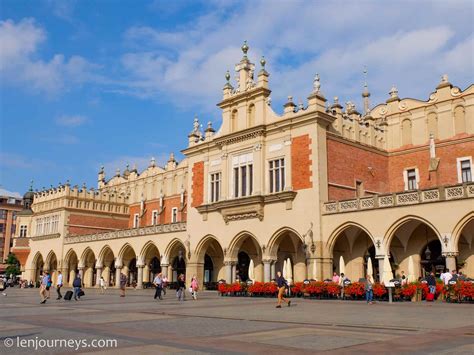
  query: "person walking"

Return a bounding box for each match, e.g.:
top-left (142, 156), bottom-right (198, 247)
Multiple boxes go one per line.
top-left (177, 274), bottom-right (185, 301)
top-left (1, 275), bottom-right (7, 296)
top-left (275, 271), bottom-right (291, 308)
top-left (72, 274), bottom-right (82, 301)
top-left (365, 274), bottom-right (374, 305)
top-left (162, 274), bottom-right (168, 296)
top-left (400, 271), bottom-right (407, 286)
top-left (119, 273), bottom-right (127, 297)
top-left (339, 273), bottom-right (348, 300)
top-left (56, 271), bottom-right (63, 300)
top-left (191, 276), bottom-right (199, 300)
top-left (440, 269), bottom-right (452, 286)
top-left (99, 276), bottom-right (106, 294)
top-left (45, 272), bottom-right (52, 299)
top-left (426, 271), bottom-right (436, 297)
top-left (153, 272), bottom-right (163, 300)
top-left (332, 272), bottom-right (340, 284)
top-left (39, 271), bottom-right (49, 304)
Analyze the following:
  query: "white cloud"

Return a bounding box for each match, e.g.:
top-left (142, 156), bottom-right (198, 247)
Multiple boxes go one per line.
top-left (116, 1), bottom-right (473, 114)
top-left (56, 114), bottom-right (88, 127)
top-left (0, 18), bottom-right (97, 95)
top-left (0, 188), bottom-right (22, 198)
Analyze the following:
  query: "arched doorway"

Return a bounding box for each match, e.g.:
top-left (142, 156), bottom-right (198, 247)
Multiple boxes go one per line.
top-left (229, 233), bottom-right (262, 282)
top-left (141, 242), bottom-right (161, 285)
top-left (269, 228), bottom-right (306, 282)
top-left (331, 225), bottom-right (375, 282)
top-left (457, 219), bottom-right (474, 276)
top-left (388, 218), bottom-right (441, 279)
top-left (172, 252), bottom-right (186, 281)
top-left (119, 244), bottom-right (137, 286)
top-left (99, 246), bottom-right (115, 286)
top-left (81, 248), bottom-right (97, 287)
top-left (194, 235), bottom-right (225, 287)
top-left (166, 240), bottom-right (187, 282)
top-left (64, 250), bottom-right (78, 286)
top-left (32, 253), bottom-right (44, 283)
top-left (45, 251), bottom-right (58, 285)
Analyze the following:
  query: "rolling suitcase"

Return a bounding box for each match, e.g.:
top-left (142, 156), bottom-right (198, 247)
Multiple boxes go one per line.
top-left (64, 290), bottom-right (73, 300)
top-left (426, 293), bottom-right (435, 302)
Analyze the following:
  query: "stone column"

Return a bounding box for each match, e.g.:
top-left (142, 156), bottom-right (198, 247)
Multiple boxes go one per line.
top-left (95, 267), bottom-right (102, 287)
top-left (115, 267), bottom-right (122, 288)
top-left (161, 264), bottom-right (169, 279)
top-left (231, 263), bottom-right (237, 282)
top-left (137, 265), bottom-right (144, 289)
top-left (270, 261), bottom-right (276, 280)
top-left (78, 267), bottom-right (84, 281)
top-left (444, 253), bottom-right (457, 271)
top-left (225, 262), bottom-right (232, 283)
top-left (263, 260), bottom-right (271, 282)
top-left (376, 257), bottom-right (384, 283)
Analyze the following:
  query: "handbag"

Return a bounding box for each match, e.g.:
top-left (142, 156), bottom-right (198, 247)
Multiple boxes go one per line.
top-left (189, 287), bottom-right (193, 293)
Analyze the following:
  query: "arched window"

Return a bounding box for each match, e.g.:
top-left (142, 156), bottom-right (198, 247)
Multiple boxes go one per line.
top-left (454, 106), bottom-right (466, 135)
top-left (247, 104), bottom-right (255, 128)
top-left (427, 112), bottom-right (438, 139)
top-left (231, 109), bottom-right (238, 132)
top-left (402, 119), bottom-right (412, 146)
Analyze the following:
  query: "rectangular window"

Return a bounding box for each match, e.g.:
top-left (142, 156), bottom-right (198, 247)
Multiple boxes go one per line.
top-left (461, 160), bottom-right (472, 183)
top-left (234, 167), bottom-right (239, 197)
top-left (20, 225), bottom-right (27, 238)
top-left (0, 209), bottom-right (6, 219)
top-left (356, 181), bottom-right (364, 197)
top-left (407, 169), bottom-right (417, 190)
top-left (171, 207), bottom-right (178, 223)
top-left (210, 173), bottom-right (221, 203)
top-left (36, 217), bottom-right (43, 235)
top-left (133, 213), bottom-right (139, 228)
top-left (233, 159), bottom-right (253, 198)
top-left (269, 158), bottom-right (285, 193)
top-left (241, 166), bottom-right (247, 197)
top-left (152, 210), bottom-right (158, 225)
top-left (249, 164), bottom-right (253, 195)
top-left (0, 223), bottom-right (4, 233)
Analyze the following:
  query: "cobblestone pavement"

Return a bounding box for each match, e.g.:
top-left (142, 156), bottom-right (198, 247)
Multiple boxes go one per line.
top-left (1, 287), bottom-right (473, 354)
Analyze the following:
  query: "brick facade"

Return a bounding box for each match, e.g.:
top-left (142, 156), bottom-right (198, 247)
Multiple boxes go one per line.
top-left (291, 134), bottom-right (313, 190)
top-left (128, 195), bottom-right (186, 228)
top-left (327, 135), bottom-right (474, 201)
top-left (327, 136), bottom-right (389, 200)
top-left (68, 214), bottom-right (128, 236)
top-left (388, 136), bottom-right (474, 192)
top-left (191, 161), bottom-right (204, 207)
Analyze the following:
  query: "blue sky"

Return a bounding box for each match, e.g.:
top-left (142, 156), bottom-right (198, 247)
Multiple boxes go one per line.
top-left (1, 0), bottom-right (473, 197)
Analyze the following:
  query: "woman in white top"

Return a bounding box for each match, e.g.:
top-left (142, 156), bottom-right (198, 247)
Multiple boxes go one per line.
top-left (99, 276), bottom-right (106, 294)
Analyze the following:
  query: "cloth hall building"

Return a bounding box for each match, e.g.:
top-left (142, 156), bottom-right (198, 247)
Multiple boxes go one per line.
top-left (12, 43), bottom-right (474, 289)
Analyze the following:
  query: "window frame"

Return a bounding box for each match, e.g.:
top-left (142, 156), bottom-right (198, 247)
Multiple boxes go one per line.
top-left (151, 210), bottom-right (158, 225)
top-left (269, 158), bottom-right (286, 193)
top-left (403, 168), bottom-right (419, 191)
top-left (171, 207), bottom-right (178, 223)
top-left (209, 172), bottom-right (222, 203)
top-left (457, 156), bottom-right (473, 183)
top-left (133, 213), bottom-right (140, 228)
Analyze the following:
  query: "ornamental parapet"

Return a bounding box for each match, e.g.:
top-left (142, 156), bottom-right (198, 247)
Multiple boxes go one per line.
top-left (323, 183), bottom-right (474, 215)
top-left (64, 222), bottom-right (187, 244)
top-left (31, 233), bottom-right (61, 241)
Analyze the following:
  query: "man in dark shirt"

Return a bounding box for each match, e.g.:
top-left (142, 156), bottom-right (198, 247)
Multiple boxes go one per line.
top-left (275, 271), bottom-right (291, 308)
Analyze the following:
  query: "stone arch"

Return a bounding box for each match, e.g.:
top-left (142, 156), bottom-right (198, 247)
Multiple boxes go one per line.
top-left (267, 227), bottom-right (306, 282)
top-left (31, 252), bottom-right (44, 283)
top-left (228, 231), bottom-right (263, 282)
top-left (80, 247), bottom-right (97, 287)
top-left (327, 222), bottom-right (376, 256)
top-left (98, 245), bottom-right (115, 286)
top-left (140, 241), bottom-right (161, 284)
top-left (165, 238), bottom-right (187, 282)
top-left (44, 250), bottom-right (59, 284)
top-left (64, 248), bottom-right (79, 285)
top-left (328, 222), bottom-right (376, 281)
top-left (451, 212), bottom-right (474, 250)
top-left (117, 243), bottom-right (137, 286)
top-left (454, 105), bottom-right (466, 135)
top-left (452, 212), bottom-right (474, 276)
top-left (194, 235), bottom-right (225, 285)
top-left (386, 215), bottom-right (443, 279)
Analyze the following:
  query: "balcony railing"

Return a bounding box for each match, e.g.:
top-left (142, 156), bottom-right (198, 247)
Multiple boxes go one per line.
top-left (64, 222), bottom-right (187, 244)
top-left (323, 183), bottom-right (474, 215)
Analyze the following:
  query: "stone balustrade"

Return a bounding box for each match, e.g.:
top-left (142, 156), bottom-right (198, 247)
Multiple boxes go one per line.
top-left (64, 222), bottom-right (187, 244)
top-left (323, 183), bottom-right (474, 214)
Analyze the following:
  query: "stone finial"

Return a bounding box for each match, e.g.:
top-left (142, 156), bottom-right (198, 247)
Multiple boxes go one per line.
top-left (206, 121), bottom-right (215, 132)
top-left (436, 73), bottom-right (452, 89)
top-left (168, 152), bottom-right (175, 162)
top-left (193, 115), bottom-right (200, 132)
top-left (225, 70), bottom-right (230, 83)
top-left (313, 73), bottom-right (321, 93)
top-left (150, 157), bottom-right (156, 168)
top-left (131, 163), bottom-right (138, 173)
top-left (298, 100), bottom-right (304, 111)
top-left (288, 95), bottom-right (293, 103)
top-left (334, 96), bottom-right (339, 104)
top-left (389, 85), bottom-right (398, 98)
top-left (82, 182), bottom-right (87, 189)
top-left (260, 56), bottom-right (266, 68)
top-left (241, 40), bottom-right (249, 56)
top-left (115, 168), bottom-right (120, 177)
top-left (441, 74), bottom-right (448, 83)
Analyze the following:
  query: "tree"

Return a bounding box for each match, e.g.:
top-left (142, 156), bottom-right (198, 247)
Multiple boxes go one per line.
top-left (5, 253), bottom-right (20, 276)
